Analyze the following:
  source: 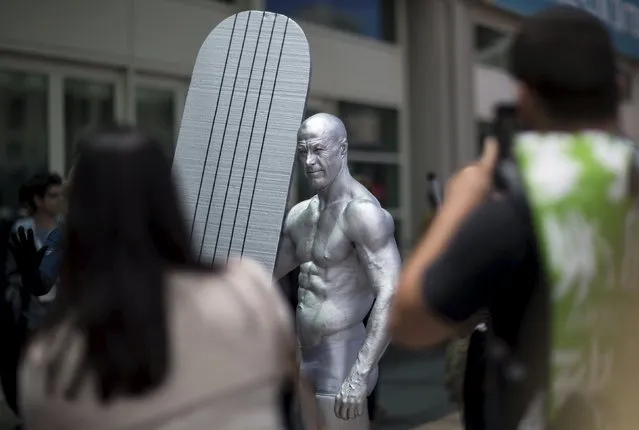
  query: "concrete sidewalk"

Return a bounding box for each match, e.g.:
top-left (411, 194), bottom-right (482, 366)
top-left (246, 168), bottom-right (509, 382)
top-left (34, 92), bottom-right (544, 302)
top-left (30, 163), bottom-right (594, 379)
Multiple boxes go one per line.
top-left (0, 395), bottom-right (19, 430)
top-left (410, 413), bottom-right (462, 430)
top-left (376, 344), bottom-right (459, 430)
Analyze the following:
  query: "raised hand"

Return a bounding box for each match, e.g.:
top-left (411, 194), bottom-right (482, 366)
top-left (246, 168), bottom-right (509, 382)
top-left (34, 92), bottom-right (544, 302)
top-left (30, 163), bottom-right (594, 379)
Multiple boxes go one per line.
top-left (8, 226), bottom-right (48, 295)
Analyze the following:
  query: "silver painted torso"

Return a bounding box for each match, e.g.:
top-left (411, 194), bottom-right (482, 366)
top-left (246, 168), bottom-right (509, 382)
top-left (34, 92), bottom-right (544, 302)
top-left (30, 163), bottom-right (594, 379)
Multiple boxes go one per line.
top-left (290, 194), bottom-right (375, 347)
top-left (285, 181), bottom-right (391, 396)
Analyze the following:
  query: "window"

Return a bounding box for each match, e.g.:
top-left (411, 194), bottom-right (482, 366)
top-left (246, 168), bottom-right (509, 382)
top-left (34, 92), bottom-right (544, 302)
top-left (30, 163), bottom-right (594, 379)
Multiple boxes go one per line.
top-left (475, 24), bottom-right (511, 69)
top-left (136, 87), bottom-right (176, 159)
top-left (0, 70), bottom-right (48, 214)
top-left (338, 101), bottom-right (399, 152)
top-left (618, 67), bottom-right (634, 102)
top-left (64, 78), bottom-right (115, 168)
top-left (349, 161), bottom-right (399, 208)
top-left (266, 0), bottom-right (396, 42)
top-left (338, 101), bottom-right (400, 213)
top-left (475, 25), bottom-right (507, 52)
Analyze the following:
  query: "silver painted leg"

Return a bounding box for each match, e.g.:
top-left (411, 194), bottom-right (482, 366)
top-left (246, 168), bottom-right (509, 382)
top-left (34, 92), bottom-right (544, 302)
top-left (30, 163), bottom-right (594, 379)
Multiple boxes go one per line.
top-left (296, 326), bottom-right (376, 429)
top-left (316, 394), bottom-right (369, 430)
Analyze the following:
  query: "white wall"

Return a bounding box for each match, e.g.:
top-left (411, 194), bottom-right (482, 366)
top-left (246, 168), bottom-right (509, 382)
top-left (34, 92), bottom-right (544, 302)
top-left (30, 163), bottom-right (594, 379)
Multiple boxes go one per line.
top-left (0, 0), bottom-right (405, 107)
top-left (474, 64), bottom-right (516, 121)
top-left (474, 64), bottom-right (639, 141)
top-left (302, 24), bottom-right (404, 105)
top-left (621, 75), bottom-right (639, 140)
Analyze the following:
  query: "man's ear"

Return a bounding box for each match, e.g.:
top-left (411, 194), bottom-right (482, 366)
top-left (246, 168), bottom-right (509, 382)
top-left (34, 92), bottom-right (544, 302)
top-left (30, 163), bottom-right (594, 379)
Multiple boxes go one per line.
top-left (339, 138), bottom-right (348, 158)
top-left (515, 81), bottom-right (538, 128)
top-left (515, 81), bottom-right (529, 108)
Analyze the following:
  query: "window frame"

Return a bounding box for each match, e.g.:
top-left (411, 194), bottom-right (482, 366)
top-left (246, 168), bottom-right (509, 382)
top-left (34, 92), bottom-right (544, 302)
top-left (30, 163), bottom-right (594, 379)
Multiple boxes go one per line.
top-left (0, 67), bottom-right (50, 212)
top-left (0, 55), bottom-right (124, 175)
top-left (264, 0), bottom-right (399, 44)
top-left (134, 74), bottom-right (189, 155)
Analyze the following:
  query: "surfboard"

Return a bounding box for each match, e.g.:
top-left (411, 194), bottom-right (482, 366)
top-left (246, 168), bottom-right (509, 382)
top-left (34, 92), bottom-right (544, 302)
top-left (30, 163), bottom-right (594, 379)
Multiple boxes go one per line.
top-left (172, 10), bottom-right (311, 274)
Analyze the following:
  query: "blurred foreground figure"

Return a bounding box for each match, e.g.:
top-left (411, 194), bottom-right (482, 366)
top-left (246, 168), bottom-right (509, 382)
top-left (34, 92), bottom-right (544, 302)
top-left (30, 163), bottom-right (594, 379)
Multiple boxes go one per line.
top-left (391, 6), bottom-right (639, 430)
top-left (19, 126), bottom-right (296, 430)
top-left (274, 113), bottom-right (401, 429)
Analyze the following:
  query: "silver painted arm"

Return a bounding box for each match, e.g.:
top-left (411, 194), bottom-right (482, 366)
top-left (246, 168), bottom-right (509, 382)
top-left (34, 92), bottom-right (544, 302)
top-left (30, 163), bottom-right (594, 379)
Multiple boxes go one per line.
top-left (344, 200), bottom-right (401, 378)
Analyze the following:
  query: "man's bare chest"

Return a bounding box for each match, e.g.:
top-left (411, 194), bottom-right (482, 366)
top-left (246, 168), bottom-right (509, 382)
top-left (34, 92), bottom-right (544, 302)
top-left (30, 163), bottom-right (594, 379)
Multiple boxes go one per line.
top-left (290, 204), bottom-right (354, 265)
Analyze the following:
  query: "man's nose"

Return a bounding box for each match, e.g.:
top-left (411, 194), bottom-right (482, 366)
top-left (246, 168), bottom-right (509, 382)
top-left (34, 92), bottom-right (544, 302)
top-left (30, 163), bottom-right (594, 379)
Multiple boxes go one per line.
top-left (305, 152), bottom-right (317, 166)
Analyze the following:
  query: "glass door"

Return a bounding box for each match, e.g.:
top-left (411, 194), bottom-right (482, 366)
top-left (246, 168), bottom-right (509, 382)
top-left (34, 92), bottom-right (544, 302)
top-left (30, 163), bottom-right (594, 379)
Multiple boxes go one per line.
top-left (64, 77), bottom-right (116, 168)
top-left (135, 76), bottom-right (187, 161)
top-left (0, 70), bottom-right (48, 216)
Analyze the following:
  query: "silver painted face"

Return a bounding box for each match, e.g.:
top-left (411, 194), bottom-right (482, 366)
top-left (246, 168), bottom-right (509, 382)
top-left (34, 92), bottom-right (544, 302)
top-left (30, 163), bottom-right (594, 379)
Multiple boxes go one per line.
top-left (297, 136), bottom-right (343, 190)
top-left (297, 113), bottom-right (347, 191)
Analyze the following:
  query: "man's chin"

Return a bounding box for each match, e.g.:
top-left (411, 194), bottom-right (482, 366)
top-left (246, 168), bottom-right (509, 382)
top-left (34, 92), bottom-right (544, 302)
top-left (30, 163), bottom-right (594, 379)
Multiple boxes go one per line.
top-left (309, 180), bottom-right (327, 190)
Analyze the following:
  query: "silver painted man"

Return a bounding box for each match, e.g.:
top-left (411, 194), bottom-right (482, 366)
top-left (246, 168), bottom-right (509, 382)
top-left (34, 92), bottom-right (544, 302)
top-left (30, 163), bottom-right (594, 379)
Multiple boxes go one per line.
top-left (275, 113), bottom-right (401, 429)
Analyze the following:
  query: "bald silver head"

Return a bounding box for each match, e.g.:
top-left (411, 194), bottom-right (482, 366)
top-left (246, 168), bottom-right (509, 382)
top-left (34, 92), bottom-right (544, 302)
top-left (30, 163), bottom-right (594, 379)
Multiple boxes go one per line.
top-left (297, 113), bottom-right (348, 190)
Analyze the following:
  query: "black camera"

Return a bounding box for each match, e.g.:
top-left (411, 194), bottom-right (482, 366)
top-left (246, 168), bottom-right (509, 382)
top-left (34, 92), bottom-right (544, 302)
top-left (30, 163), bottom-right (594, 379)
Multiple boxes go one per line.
top-left (491, 103), bottom-right (523, 192)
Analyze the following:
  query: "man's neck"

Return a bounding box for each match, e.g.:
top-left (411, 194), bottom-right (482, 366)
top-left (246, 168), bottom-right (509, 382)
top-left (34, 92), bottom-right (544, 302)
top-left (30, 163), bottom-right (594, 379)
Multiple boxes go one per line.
top-left (316, 166), bottom-right (352, 209)
top-left (534, 117), bottom-right (620, 135)
top-left (32, 212), bottom-right (56, 231)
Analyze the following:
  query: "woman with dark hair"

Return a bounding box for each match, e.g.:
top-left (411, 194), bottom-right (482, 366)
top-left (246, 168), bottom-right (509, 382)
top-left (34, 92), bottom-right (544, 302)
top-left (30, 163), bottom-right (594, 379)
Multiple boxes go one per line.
top-left (18, 126), bottom-right (296, 430)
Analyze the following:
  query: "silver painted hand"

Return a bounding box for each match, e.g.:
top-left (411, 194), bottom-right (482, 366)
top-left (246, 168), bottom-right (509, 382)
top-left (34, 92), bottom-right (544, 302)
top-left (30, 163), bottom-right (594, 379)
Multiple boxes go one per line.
top-left (334, 370), bottom-right (368, 420)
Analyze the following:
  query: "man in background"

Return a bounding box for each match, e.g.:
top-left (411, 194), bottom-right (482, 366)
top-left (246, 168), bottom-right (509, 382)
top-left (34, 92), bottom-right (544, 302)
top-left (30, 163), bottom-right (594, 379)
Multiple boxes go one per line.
top-left (2, 173), bottom-right (63, 419)
top-left (6, 173), bottom-right (63, 320)
top-left (13, 174), bottom-right (63, 245)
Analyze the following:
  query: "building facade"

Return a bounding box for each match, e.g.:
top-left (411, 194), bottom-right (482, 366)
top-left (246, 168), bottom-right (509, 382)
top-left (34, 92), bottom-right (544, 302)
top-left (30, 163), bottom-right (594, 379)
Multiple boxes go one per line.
top-left (2, 1), bottom-right (639, 427)
top-left (0, 0), bottom-right (638, 254)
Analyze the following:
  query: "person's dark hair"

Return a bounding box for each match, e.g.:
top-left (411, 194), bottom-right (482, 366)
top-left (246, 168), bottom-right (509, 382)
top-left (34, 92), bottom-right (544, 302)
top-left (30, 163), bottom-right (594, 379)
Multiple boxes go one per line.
top-left (509, 5), bottom-right (619, 123)
top-left (47, 125), bottom-right (214, 403)
top-left (26, 173), bottom-right (62, 212)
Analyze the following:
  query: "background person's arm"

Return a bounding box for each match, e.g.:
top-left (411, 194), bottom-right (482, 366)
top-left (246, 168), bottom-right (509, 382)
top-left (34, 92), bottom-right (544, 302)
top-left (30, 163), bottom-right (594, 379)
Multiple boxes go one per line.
top-left (391, 139), bottom-right (500, 348)
top-left (8, 226), bottom-right (55, 297)
top-left (36, 226), bottom-right (63, 295)
top-left (391, 197), bottom-right (529, 348)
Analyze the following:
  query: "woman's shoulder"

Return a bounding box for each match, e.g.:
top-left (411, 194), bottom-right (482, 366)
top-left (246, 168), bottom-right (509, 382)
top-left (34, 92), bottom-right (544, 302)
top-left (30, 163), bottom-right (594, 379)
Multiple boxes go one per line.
top-left (171, 259), bottom-right (274, 295)
top-left (20, 323), bottom-right (85, 409)
top-left (169, 259), bottom-right (291, 331)
top-left (22, 323), bottom-right (82, 367)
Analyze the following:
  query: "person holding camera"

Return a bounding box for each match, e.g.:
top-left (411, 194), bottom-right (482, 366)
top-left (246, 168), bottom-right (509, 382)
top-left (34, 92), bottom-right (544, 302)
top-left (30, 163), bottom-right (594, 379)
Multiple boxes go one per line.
top-left (391, 5), bottom-right (635, 430)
